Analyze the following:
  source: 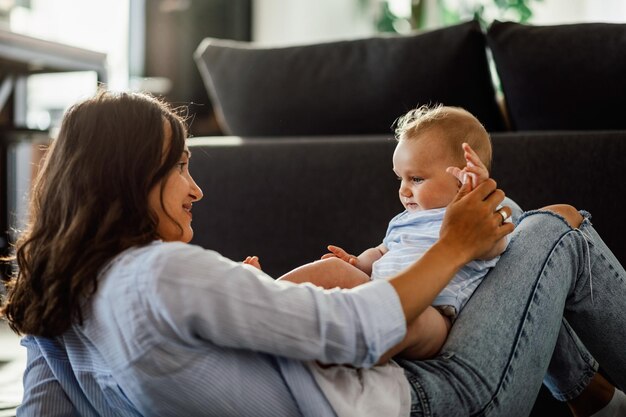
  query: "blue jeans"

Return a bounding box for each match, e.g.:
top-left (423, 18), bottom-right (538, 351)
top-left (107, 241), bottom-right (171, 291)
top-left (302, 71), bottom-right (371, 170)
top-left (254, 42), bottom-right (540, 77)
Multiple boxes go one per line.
top-left (399, 210), bottom-right (626, 416)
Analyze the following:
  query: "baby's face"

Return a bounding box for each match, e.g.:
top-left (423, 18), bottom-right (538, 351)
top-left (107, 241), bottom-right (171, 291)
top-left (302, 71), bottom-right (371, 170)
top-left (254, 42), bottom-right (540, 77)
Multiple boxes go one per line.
top-left (392, 134), bottom-right (460, 211)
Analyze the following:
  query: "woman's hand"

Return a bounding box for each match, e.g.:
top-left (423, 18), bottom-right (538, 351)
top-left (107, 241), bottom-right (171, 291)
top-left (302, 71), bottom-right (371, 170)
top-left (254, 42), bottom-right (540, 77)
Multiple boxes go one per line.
top-left (446, 142), bottom-right (490, 190)
top-left (440, 179), bottom-right (514, 264)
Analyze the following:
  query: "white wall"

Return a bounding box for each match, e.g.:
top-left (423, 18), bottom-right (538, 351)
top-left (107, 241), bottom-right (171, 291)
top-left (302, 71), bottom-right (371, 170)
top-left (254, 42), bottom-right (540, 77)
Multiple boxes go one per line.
top-left (528, 0), bottom-right (586, 24)
top-left (584, 0), bottom-right (626, 23)
top-left (531, 0), bottom-right (626, 24)
top-left (253, 0), bottom-right (376, 45)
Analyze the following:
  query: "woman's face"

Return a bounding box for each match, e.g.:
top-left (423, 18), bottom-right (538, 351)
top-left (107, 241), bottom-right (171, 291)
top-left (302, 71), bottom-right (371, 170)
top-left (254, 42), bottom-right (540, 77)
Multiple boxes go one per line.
top-left (148, 122), bottom-right (203, 243)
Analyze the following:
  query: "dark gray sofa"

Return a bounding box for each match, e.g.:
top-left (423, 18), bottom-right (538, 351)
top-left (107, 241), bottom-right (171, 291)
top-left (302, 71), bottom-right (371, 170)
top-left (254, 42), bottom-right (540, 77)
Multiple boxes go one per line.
top-left (188, 132), bottom-right (625, 279)
top-left (190, 19), bottom-right (626, 416)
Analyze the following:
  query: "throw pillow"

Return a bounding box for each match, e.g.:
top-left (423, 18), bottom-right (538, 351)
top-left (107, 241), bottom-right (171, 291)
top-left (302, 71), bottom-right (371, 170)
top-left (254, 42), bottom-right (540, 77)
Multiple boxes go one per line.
top-left (487, 20), bottom-right (626, 130)
top-left (194, 20), bottom-right (505, 136)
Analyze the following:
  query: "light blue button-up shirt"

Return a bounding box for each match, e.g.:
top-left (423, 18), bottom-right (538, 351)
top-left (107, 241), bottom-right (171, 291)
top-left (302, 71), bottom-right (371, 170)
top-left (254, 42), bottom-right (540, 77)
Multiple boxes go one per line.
top-left (18, 241), bottom-right (406, 416)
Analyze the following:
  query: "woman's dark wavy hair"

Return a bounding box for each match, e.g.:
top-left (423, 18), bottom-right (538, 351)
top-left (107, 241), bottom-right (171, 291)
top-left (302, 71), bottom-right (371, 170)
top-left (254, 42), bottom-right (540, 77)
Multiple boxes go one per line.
top-left (0, 90), bottom-right (187, 337)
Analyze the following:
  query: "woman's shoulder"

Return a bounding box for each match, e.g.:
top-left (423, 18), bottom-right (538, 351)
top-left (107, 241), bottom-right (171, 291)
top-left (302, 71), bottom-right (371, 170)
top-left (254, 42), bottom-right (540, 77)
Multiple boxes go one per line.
top-left (95, 241), bottom-right (237, 320)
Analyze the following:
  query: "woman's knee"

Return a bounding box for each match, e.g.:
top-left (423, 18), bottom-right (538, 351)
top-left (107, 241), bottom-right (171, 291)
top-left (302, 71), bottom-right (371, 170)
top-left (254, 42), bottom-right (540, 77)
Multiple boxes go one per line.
top-left (540, 204), bottom-right (583, 228)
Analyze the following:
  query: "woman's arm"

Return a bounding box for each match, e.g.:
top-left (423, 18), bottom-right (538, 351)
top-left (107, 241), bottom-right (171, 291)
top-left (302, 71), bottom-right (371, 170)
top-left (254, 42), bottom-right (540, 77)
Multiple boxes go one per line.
top-left (147, 243), bottom-right (407, 368)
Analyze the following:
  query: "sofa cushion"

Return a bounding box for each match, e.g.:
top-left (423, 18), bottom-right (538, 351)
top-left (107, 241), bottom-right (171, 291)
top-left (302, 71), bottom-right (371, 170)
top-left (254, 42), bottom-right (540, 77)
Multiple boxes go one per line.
top-left (194, 20), bottom-right (505, 136)
top-left (188, 131), bottom-right (626, 280)
top-left (487, 21), bottom-right (626, 131)
top-left (491, 130), bottom-right (626, 271)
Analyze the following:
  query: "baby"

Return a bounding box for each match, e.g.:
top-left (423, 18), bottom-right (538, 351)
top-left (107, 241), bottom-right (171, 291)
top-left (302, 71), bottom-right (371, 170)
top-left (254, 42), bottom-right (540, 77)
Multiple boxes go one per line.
top-left (246, 105), bottom-right (509, 360)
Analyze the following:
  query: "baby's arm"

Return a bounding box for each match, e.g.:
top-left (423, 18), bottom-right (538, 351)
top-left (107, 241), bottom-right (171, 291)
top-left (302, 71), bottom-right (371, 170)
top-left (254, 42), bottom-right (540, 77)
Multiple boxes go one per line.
top-left (321, 244), bottom-right (388, 276)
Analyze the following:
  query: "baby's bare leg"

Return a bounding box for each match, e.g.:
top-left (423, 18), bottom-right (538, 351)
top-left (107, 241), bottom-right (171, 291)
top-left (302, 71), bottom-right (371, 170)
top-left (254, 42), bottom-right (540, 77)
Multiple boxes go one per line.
top-left (277, 257), bottom-right (371, 289)
top-left (378, 307), bottom-right (451, 364)
top-left (541, 204), bottom-right (583, 228)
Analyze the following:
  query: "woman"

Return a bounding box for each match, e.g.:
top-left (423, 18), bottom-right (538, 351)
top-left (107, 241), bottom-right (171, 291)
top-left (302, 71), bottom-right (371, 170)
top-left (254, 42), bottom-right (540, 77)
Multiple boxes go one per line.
top-left (1, 91), bottom-right (624, 417)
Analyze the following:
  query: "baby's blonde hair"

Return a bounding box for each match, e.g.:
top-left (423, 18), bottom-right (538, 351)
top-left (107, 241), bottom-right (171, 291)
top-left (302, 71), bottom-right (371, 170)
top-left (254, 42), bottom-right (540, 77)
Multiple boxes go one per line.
top-left (394, 104), bottom-right (492, 170)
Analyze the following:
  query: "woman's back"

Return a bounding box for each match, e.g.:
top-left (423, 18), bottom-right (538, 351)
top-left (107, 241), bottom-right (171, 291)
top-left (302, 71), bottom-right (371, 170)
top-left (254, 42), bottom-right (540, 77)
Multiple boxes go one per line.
top-left (19, 242), bottom-right (304, 417)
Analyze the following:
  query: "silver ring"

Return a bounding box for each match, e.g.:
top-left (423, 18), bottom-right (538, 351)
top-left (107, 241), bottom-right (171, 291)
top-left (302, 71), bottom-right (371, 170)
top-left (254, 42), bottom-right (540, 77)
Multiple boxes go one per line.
top-left (498, 208), bottom-right (508, 224)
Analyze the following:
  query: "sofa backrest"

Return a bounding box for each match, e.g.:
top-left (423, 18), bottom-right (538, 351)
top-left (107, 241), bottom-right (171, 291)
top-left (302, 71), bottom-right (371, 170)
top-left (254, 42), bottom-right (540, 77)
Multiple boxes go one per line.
top-left (188, 136), bottom-right (399, 277)
top-left (188, 132), bottom-right (626, 278)
top-left (491, 131), bottom-right (624, 267)
top-left (194, 20), bottom-right (505, 136)
top-left (487, 21), bottom-right (626, 131)
top-left (195, 19), bottom-right (626, 135)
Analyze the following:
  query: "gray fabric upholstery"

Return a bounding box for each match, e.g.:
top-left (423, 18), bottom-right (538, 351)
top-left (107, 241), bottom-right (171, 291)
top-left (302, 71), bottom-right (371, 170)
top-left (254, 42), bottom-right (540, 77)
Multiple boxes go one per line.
top-left (189, 136), bottom-right (398, 277)
top-left (194, 20), bottom-right (505, 136)
top-left (488, 21), bottom-right (626, 130)
top-left (189, 132), bottom-right (626, 279)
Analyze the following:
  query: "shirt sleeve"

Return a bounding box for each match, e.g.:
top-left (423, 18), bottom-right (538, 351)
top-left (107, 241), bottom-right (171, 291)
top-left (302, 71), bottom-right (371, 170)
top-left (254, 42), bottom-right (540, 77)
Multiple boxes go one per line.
top-left (143, 243), bottom-right (407, 368)
top-left (17, 336), bottom-right (78, 417)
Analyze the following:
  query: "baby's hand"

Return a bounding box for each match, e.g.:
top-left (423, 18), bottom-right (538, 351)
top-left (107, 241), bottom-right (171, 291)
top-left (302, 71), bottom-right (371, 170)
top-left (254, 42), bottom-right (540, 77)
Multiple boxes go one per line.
top-left (320, 245), bottom-right (358, 266)
top-left (446, 142), bottom-right (489, 189)
top-left (462, 142), bottom-right (489, 186)
top-left (243, 256), bottom-right (262, 270)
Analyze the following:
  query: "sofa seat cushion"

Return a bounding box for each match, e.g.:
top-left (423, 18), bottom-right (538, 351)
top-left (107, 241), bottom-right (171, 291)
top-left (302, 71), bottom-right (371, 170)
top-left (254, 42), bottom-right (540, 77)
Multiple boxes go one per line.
top-left (487, 21), bottom-right (626, 131)
top-left (194, 20), bottom-right (505, 136)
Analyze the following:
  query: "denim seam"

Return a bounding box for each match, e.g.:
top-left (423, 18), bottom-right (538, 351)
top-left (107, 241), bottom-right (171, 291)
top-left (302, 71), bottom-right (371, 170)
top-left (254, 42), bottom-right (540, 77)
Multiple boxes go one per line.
top-left (550, 364), bottom-right (597, 402)
top-left (405, 372), bottom-right (432, 417)
top-left (550, 316), bottom-right (598, 401)
top-left (475, 213), bottom-right (576, 416)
